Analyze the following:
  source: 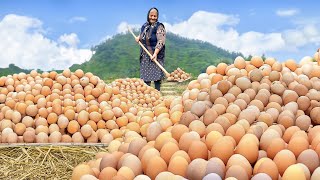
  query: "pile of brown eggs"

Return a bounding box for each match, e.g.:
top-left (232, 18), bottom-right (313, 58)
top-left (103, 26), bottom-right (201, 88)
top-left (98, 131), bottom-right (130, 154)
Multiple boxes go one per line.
top-left (71, 53), bottom-right (320, 180)
top-left (167, 67), bottom-right (191, 82)
top-left (0, 70), bottom-right (172, 144)
top-left (2, 52), bottom-right (320, 179)
top-left (109, 78), bottom-right (163, 109)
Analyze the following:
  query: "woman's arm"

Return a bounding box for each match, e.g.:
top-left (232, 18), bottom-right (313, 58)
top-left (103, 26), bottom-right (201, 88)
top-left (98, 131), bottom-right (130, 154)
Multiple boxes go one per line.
top-left (151, 24), bottom-right (166, 60)
top-left (155, 24), bottom-right (166, 51)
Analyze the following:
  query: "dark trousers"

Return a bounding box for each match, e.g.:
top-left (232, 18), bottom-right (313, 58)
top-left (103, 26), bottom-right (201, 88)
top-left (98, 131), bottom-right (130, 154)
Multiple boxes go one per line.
top-left (145, 80), bottom-right (161, 91)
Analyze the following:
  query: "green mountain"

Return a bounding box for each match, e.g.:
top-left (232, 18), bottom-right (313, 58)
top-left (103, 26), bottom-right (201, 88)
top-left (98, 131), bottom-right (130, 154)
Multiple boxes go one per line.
top-left (0, 32), bottom-right (243, 79)
top-left (70, 32), bottom-right (242, 80)
top-left (0, 64), bottom-right (30, 77)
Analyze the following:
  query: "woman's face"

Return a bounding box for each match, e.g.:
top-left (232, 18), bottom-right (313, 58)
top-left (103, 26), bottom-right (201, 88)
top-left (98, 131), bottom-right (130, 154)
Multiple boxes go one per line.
top-left (148, 9), bottom-right (158, 24)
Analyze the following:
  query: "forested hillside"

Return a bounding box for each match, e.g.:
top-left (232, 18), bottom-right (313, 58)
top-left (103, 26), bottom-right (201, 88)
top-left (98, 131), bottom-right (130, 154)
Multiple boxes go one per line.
top-left (0, 64), bottom-right (30, 77)
top-left (70, 32), bottom-right (242, 79)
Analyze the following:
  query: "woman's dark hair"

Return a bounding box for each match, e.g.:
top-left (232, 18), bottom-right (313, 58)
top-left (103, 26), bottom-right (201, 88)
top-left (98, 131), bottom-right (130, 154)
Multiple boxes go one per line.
top-left (147, 7), bottom-right (159, 24)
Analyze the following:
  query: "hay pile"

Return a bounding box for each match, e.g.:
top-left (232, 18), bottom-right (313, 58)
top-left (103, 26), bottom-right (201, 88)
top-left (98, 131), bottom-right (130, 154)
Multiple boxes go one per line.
top-left (0, 144), bottom-right (107, 180)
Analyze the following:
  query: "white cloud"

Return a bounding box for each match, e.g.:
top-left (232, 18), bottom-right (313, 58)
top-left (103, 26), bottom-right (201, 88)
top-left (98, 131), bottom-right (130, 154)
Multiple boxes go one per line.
top-left (283, 24), bottom-right (320, 48)
top-left (119, 10), bottom-right (320, 59)
top-left (276, 9), bottom-right (299, 17)
top-left (68, 16), bottom-right (87, 23)
top-left (58, 33), bottom-right (79, 47)
top-left (96, 22), bottom-right (141, 46)
top-left (238, 32), bottom-right (285, 56)
top-left (0, 14), bottom-right (92, 71)
top-left (163, 11), bottom-right (285, 56)
top-left (117, 21), bottom-right (141, 34)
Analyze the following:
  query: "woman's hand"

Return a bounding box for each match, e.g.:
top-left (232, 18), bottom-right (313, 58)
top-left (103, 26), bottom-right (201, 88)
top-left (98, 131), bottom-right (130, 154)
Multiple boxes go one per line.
top-left (151, 53), bottom-right (157, 61)
top-left (151, 48), bottom-right (160, 61)
top-left (135, 36), bottom-right (140, 43)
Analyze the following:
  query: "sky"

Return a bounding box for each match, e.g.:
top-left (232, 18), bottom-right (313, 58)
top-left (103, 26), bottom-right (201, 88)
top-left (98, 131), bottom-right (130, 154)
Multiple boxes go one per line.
top-left (0, 0), bottom-right (319, 71)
